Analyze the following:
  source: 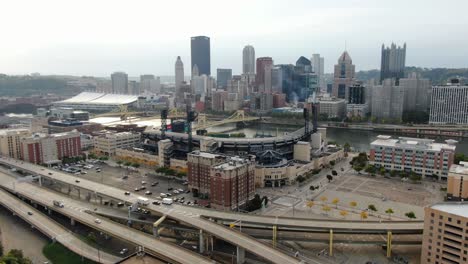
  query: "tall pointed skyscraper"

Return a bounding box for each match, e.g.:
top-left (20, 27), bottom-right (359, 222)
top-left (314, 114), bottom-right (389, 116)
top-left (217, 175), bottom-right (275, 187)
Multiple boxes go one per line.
top-left (242, 45), bottom-right (255, 74)
top-left (175, 56), bottom-right (184, 96)
top-left (332, 51), bottom-right (355, 99)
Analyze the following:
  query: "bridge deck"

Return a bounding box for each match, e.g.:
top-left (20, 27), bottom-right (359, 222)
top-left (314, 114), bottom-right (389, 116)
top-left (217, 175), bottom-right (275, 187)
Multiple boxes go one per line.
top-left (0, 188), bottom-right (121, 264)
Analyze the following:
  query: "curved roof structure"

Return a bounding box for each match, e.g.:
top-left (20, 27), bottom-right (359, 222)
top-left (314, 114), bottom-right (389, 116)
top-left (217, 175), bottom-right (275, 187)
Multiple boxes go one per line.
top-left (54, 92), bottom-right (139, 110)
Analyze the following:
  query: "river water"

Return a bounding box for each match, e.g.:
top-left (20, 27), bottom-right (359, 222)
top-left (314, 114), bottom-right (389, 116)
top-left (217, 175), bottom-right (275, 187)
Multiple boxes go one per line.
top-left (207, 123), bottom-right (468, 155)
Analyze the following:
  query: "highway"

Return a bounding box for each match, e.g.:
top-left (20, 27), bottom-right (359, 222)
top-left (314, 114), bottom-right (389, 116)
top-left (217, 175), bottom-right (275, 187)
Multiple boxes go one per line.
top-left (0, 188), bottom-right (121, 264)
top-left (0, 158), bottom-right (302, 264)
top-left (0, 157), bottom-right (425, 261)
top-left (0, 173), bottom-right (214, 264)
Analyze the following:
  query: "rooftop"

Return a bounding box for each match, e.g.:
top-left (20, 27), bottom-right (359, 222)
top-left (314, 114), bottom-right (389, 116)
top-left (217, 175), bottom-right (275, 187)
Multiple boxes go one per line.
top-left (0, 128), bottom-right (30, 136)
top-left (431, 202), bottom-right (468, 218)
top-left (371, 135), bottom-right (457, 151)
top-left (55, 92), bottom-right (138, 106)
top-left (449, 162), bottom-right (468, 175)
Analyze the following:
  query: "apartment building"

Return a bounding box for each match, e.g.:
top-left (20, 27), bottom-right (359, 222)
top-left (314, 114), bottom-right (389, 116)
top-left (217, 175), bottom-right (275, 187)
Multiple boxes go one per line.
top-left (187, 151), bottom-right (256, 210)
top-left (187, 151), bottom-right (225, 199)
top-left (21, 131), bottom-right (82, 165)
top-left (93, 131), bottom-right (141, 155)
top-left (421, 202), bottom-right (468, 264)
top-left (0, 128), bottom-right (31, 159)
top-left (369, 135), bottom-right (457, 180)
top-left (447, 162), bottom-right (468, 201)
top-left (210, 156), bottom-right (255, 211)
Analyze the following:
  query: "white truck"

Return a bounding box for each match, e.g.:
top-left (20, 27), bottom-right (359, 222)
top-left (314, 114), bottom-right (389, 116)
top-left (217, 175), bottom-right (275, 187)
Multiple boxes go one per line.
top-left (137, 197), bottom-right (149, 206)
top-left (162, 198), bottom-right (173, 205)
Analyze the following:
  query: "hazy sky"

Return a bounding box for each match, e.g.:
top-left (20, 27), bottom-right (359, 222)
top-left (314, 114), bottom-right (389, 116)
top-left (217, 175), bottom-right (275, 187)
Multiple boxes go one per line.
top-left (1, 0), bottom-right (467, 76)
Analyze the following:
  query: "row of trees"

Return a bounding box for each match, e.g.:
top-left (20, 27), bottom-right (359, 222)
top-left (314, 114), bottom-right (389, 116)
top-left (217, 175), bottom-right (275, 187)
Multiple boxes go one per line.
top-left (359, 164), bottom-right (422, 183)
top-left (117, 160), bottom-right (140, 168)
top-left (307, 197), bottom-right (417, 220)
top-left (155, 167), bottom-right (187, 178)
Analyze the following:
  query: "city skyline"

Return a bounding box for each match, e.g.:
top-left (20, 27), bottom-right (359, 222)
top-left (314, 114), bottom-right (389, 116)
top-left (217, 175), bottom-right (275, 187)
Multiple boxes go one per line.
top-left (0, 0), bottom-right (468, 76)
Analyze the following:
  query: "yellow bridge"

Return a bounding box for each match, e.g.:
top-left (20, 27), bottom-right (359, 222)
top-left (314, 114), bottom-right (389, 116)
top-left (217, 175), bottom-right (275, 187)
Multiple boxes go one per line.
top-left (92, 108), bottom-right (259, 129)
top-left (194, 110), bottom-right (259, 130)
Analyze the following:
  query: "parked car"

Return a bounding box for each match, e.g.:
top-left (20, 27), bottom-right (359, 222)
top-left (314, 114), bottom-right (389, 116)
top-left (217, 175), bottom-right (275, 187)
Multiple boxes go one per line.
top-left (95, 218), bottom-right (102, 224)
top-left (124, 191), bottom-right (130, 195)
top-left (145, 191), bottom-right (152, 195)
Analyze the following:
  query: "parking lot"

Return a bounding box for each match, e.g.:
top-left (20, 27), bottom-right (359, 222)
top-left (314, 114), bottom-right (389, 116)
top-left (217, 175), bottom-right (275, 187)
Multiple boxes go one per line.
top-left (50, 160), bottom-right (196, 206)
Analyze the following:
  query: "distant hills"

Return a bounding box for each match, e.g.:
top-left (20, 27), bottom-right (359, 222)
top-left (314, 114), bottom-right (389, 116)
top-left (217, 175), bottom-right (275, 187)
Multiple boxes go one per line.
top-left (355, 67), bottom-right (468, 85)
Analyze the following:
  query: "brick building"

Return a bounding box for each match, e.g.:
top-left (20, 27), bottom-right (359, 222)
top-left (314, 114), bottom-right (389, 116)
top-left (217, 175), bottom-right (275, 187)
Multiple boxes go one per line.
top-left (369, 135), bottom-right (457, 180)
top-left (187, 151), bottom-right (255, 210)
top-left (421, 202), bottom-right (468, 264)
top-left (210, 156), bottom-right (255, 211)
top-left (21, 131), bottom-right (82, 165)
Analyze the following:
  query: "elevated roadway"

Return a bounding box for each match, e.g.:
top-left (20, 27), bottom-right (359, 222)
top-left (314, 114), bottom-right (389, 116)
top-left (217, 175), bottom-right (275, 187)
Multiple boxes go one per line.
top-left (0, 158), bottom-right (302, 264)
top-left (0, 173), bottom-right (214, 264)
top-left (0, 188), bottom-right (121, 264)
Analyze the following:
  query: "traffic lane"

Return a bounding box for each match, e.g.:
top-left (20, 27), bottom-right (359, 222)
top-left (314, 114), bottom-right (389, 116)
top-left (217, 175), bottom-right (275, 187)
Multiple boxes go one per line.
top-left (0, 189), bottom-right (121, 264)
top-left (1, 178), bottom-right (214, 264)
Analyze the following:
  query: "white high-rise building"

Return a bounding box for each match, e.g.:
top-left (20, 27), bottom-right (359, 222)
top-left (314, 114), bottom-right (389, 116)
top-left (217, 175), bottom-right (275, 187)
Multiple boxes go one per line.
top-left (311, 54), bottom-right (325, 90)
top-left (242, 45), bottom-right (255, 74)
top-left (430, 79), bottom-right (468, 125)
top-left (175, 56), bottom-right (184, 94)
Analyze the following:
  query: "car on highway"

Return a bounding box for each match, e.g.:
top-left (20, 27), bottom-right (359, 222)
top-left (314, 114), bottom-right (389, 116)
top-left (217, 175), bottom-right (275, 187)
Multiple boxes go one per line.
top-left (145, 191), bottom-right (152, 195)
top-left (152, 201), bottom-right (161, 205)
top-left (134, 187), bottom-right (140, 191)
top-left (117, 202), bottom-right (124, 207)
top-left (124, 191), bottom-right (130, 195)
top-left (140, 186), bottom-right (146, 190)
top-left (151, 182), bottom-right (158, 186)
top-left (141, 181), bottom-right (146, 185)
top-left (119, 248), bottom-right (128, 255)
top-left (75, 180), bottom-right (80, 183)
top-left (94, 218), bottom-right (102, 224)
top-left (160, 193), bottom-right (167, 198)
top-left (27, 211), bottom-right (33, 216)
top-left (48, 172), bottom-right (53, 175)
top-left (173, 190), bottom-right (179, 194)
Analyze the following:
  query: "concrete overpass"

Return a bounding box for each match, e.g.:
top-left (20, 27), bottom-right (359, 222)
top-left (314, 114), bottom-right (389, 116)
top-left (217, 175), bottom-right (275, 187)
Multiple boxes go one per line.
top-left (0, 173), bottom-right (214, 264)
top-left (0, 188), bottom-right (121, 264)
top-left (0, 158), bottom-right (302, 264)
top-left (0, 157), bottom-right (425, 260)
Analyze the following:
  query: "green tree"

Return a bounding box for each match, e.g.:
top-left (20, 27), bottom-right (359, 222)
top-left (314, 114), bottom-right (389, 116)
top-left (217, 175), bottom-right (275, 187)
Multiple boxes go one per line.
top-left (343, 142), bottom-right (351, 152)
top-left (405, 211), bottom-right (417, 219)
top-left (329, 160), bottom-right (336, 166)
top-left (124, 161), bottom-right (132, 166)
top-left (296, 175), bottom-right (305, 183)
top-left (326, 175), bottom-right (333, 182)
top-left (379, 167), bottom-right (386, 176)
top-left (0, 249), bottom-right (32, 264)
top-left (353, 165), bottom-right (364, 174)
top-left (117, 160), bottom-right (123, 166)
top-left (409, 172), bottom-right (422, 183)
top-left (385, 208), bottom-right (394, 219)
top-left (365, 165), bottom-right (376, 174)
top-left (309, 185), bottom-right (316, 191)
top-left (368, 204), bottom-right (377, 212)
top-left (331, 170), bottom-right (338, 176)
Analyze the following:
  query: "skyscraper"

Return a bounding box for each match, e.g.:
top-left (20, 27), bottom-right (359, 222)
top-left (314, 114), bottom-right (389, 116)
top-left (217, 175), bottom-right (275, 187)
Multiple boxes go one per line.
top-left (255, 57), bottom-right (273, 91)
top-left (371, 79), bottom-right (404, 121)
top-left (311, 54), bottom-right (325, 90)
top-left (332, 51), bottom-right (355, 99)
top-left (175, 56), bottom-right (184, 94)
top-left (242, 45), bottom-right (255, 74)
top-left (111, 72), bottom-right (128, 94)
top-left (216, 68), bottom-right (232, 90)
top-left (191, 36), bottom-right (210, 76)
top-left (400, 72), bottom-right (431, 113)
top-left (380, 43), bottom-right (406, 83)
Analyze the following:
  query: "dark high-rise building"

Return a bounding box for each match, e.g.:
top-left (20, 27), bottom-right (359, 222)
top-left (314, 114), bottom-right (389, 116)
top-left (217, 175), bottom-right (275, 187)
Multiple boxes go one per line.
top-left (348, 83), bottom-right (366, 104)
top-left (276, 64), bottom-right (295, 102)
top-left (191, 36), bottom-right (211, 76)
top-left (255, 57), bottom-right (273, 90)
top-left (380, 43), bottom-right (406, 83)
top-left (216, 68), bottom-right (232, 90)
